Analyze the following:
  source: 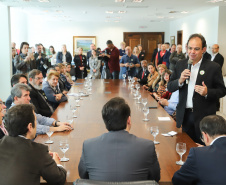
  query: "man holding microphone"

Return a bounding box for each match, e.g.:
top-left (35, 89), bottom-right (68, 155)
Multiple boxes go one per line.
top-left (168, 33), bottom-right (226, 144)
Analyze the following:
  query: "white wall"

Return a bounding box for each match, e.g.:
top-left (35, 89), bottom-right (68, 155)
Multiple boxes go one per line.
top-left (11, 8), bottom-right (28, 48)
top-left (169, 7), bottom-right (219, 54)
top-left (217, 6), bottom-right (226, 75)
top-left (0, 5), bottom-right (12, 101)
top-left (25, 16), bottom-right (170, 55)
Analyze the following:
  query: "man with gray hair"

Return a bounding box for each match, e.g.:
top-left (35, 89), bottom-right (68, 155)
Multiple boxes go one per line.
top-left (28, 69), bottom-right (53, 117)
top-left (10, 84), bottom-right (73, 135)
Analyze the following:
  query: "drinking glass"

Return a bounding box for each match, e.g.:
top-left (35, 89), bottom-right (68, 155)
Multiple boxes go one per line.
top-left (136, 92), bottom-right (141, 104)
top-left (142, 107), bottom-right (149, 121)
top-left (133, 89), bottom-right (138, 99)
top-left (45, 131), bottom-right (54, 144)
top-left (75, 94), bottom-right (80, 107)
top-left (135, 83), bottom-right (140, 91)
top-left (150, 126), bottom-right (160, 144)
top-left (141, 98), bottom-right (148, 108)
top-left (59, 140), bottom-right (69, 162)
top-left (176, 142), bottom-right (186, 165)
top-left (66, 115), bottom-right (73, 124)
top-left (122, 74), bottom-right (126, 82)
top-left (128, 76), bottom-right (132, 83)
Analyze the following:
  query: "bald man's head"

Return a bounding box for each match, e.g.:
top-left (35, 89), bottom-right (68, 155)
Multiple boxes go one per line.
top-left (212, 44), bottom-right (219, 54)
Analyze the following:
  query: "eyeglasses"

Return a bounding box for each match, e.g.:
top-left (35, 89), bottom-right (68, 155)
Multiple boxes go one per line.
top-left (200, 134), bottom-right (205, 143)
top-left (35, 77), bottom-right (43, 80)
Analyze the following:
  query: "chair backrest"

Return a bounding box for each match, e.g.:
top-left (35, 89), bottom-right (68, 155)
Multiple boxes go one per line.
top-left (73, 179), bottom-right (159, 185)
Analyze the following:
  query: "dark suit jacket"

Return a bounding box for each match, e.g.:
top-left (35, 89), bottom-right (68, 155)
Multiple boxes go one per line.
top-left (56, 51), bottom-right (72, 64)
top-left (172, 137), bottom-right (226, 185)
top-left (28, 83), bottom-right (53, 117)
top-left (202, 52), bottom-right (211, 60)
top-left (213, 53), bottom-right (224, 68)
top-left (34, 53), bottom-right (49, 77)
top-left (138, 51), bottom-right (145, 62)
top-left (78, 130), bottom-right (160, 182)
top-left (5, 95), bottom-right (12, 109)
top-left (135, 68), bottom-right (150, 85)
top-left (0, 136), bottom-right (66, 185)
top-left (86, 50), bottom-right (92, 69)
top-left (74, 55), bottom-right (88, 79)
top-left (168, 58), bottom-right (226, 128)
top-left (0, 129), bottom-right (5, 139)
top-left (151, 49), bottom-right (158, 63)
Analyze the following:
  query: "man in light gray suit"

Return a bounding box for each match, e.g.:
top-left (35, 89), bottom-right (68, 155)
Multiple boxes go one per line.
top-left (78, 97), bottom-right (160, 182)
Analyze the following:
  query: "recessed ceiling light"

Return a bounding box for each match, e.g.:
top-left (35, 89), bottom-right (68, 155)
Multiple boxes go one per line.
top-left (169, 11), bottom-right (179, 13)
top-left (115, 16), bottom-right (121, 19)
top-left (43, 10), bottom-right (49, 12)
top-left (115, 0), bottom-right (125, 2)
top-left (118, 10), bottom-right (126, 13)
top-left (106, 11), bottom-right (114, 14)
top-left (56, 10), bottom-right (63, 13)
top-left (157, 16), bottom-right (164, 19)
top-left (181, 11), bottom-right (189, 14)
top-left (114, 20), bottom-right (120, 22)
top-left (39, 0), bottom-right (50, 2)
top-left (133, 0), bottom-right (143, 2)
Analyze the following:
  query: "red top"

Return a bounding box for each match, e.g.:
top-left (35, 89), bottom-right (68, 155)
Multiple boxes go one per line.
top-left (79, 55), bottom-right (83, 67)
top-left (104, 46), bottom-right (120, 73)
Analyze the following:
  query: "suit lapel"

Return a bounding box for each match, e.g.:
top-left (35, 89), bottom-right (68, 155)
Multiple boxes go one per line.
top-left (195, 59), bottom-right (207, 86)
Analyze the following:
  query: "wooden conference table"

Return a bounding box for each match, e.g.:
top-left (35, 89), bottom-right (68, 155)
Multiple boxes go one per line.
top-left (36, 79), bottom-right (197, 185)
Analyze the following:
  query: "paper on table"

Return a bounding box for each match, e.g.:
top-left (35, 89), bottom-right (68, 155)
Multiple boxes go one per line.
top-left (67, 93), bottom-right (78, 96)
top-left (161, 131), bottom-right (177, 137)
top-left (158, 117), bottom-right (171, 121)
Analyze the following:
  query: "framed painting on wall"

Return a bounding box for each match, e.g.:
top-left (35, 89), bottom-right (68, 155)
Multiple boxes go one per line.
top-left (170, 36), bottom-right (175, 45)
top-left (73, 36), bottom-right (96, 56)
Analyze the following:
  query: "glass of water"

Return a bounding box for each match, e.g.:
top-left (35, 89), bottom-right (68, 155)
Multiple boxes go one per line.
top-left (135, 83), bottom-right (140, 91)
top-left (60, 140), bottom-right (69, 162)
top-left (142, 107), bottom-right (149, 121)
top-left (122, 74), bottom-right (126, 82)
top-left (176, 142), bottom-right (186, 165)
top-left (133, 89), bottom-right (138, 99)
top-left (141, 98), bottom-right (148, 108)
top-left (45, 131), bottom-right (54, 144)
top-left (136, 92), bottom-right (141, 104)
top-left (128, 76), bottom-right (131, 83)
top-left (150, 126), bottom-right (160, 144)
top-left (75, 94), bottom-right (80, 107)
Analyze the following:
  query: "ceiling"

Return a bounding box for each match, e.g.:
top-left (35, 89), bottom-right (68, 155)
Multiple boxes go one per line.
top-left (1, 0), bottom-right (226, 23)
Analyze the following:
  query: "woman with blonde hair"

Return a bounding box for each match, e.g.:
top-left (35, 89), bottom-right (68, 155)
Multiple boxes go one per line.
top-left (56, 44), bottom-right (72, 64)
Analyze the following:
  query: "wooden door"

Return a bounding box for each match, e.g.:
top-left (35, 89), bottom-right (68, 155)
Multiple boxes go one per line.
top-left (124, 32), bottom-right (164, 62)
top-left (177, 30), bottom-right (183, 45)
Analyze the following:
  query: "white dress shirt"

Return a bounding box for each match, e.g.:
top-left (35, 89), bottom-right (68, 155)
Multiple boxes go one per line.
top-left (186, 58), bottom-right (202, 108)
top-left (211, 52), bottom-right (218, 61)
top-left (210, 135), bottom-right (226, 145)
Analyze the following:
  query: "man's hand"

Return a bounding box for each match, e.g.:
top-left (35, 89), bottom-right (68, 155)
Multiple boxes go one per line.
top-left (143, 85), bottom-right (148, 90)
top-left (134, 77), bottom-right (138, 82)
top-left (179, 69), bottom-right (191, 84)
top-left (63, 90), bottom-right (68, 95)
top-left (80, 67), bottom-right (84, 71)
top-left (55, 123), bottom-right (73, 132)
top-left (195, 81), bottom-right (208, 96)
top-left (196, 143), bottom-right (204, 147)
top-left (125, 63), bottom-right (129, 67)
top-left (129, 64), bottom-right (135, 68)
top-left (57, 122), bottom-right (74, 129)
top-left (52, 152), bottom-right (61, 165)
top-left (159, 98), bottom-right (169, 106)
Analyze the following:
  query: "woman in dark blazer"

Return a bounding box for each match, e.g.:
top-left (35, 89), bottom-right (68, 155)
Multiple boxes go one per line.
top-left (74, 47), bottom-right (87, 79)
top-left (56, 44), bottom-right (72, 64)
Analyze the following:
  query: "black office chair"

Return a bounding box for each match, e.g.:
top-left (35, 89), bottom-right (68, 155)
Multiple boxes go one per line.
top-left (73, 179), bottom-right (159, 185)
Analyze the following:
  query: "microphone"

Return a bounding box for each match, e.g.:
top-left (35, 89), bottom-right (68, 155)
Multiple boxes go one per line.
top-left (186, 59), bottom-right (193, 84)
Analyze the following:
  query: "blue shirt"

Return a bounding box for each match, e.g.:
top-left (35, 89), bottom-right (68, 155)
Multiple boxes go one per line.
top-left (119, 49), bottom-right (126, 56)
top-left (164, 90), bottom-right (179, 115)
top-left (120, 54), bottom-right (139, 77)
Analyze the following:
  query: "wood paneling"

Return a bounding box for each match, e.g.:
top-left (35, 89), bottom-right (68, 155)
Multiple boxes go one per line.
top-left (124, 32), bottom-right (165, 62)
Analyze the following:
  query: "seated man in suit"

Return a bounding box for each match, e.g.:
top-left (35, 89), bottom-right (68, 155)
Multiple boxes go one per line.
top-left (0, 104), bottom-right (67, 185)
top-left (5, 73), bottom-right (28, 109)
top-left (11, 83), bottom-right (73, 135)
top-left (28, 69), bottom-right (54, 117)
top-left (134, 60), bottom-right (150, 85)
top-left (172, 115), bottom-right (226, 185)
top-left (78, 97), bottom-right (160, 182)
